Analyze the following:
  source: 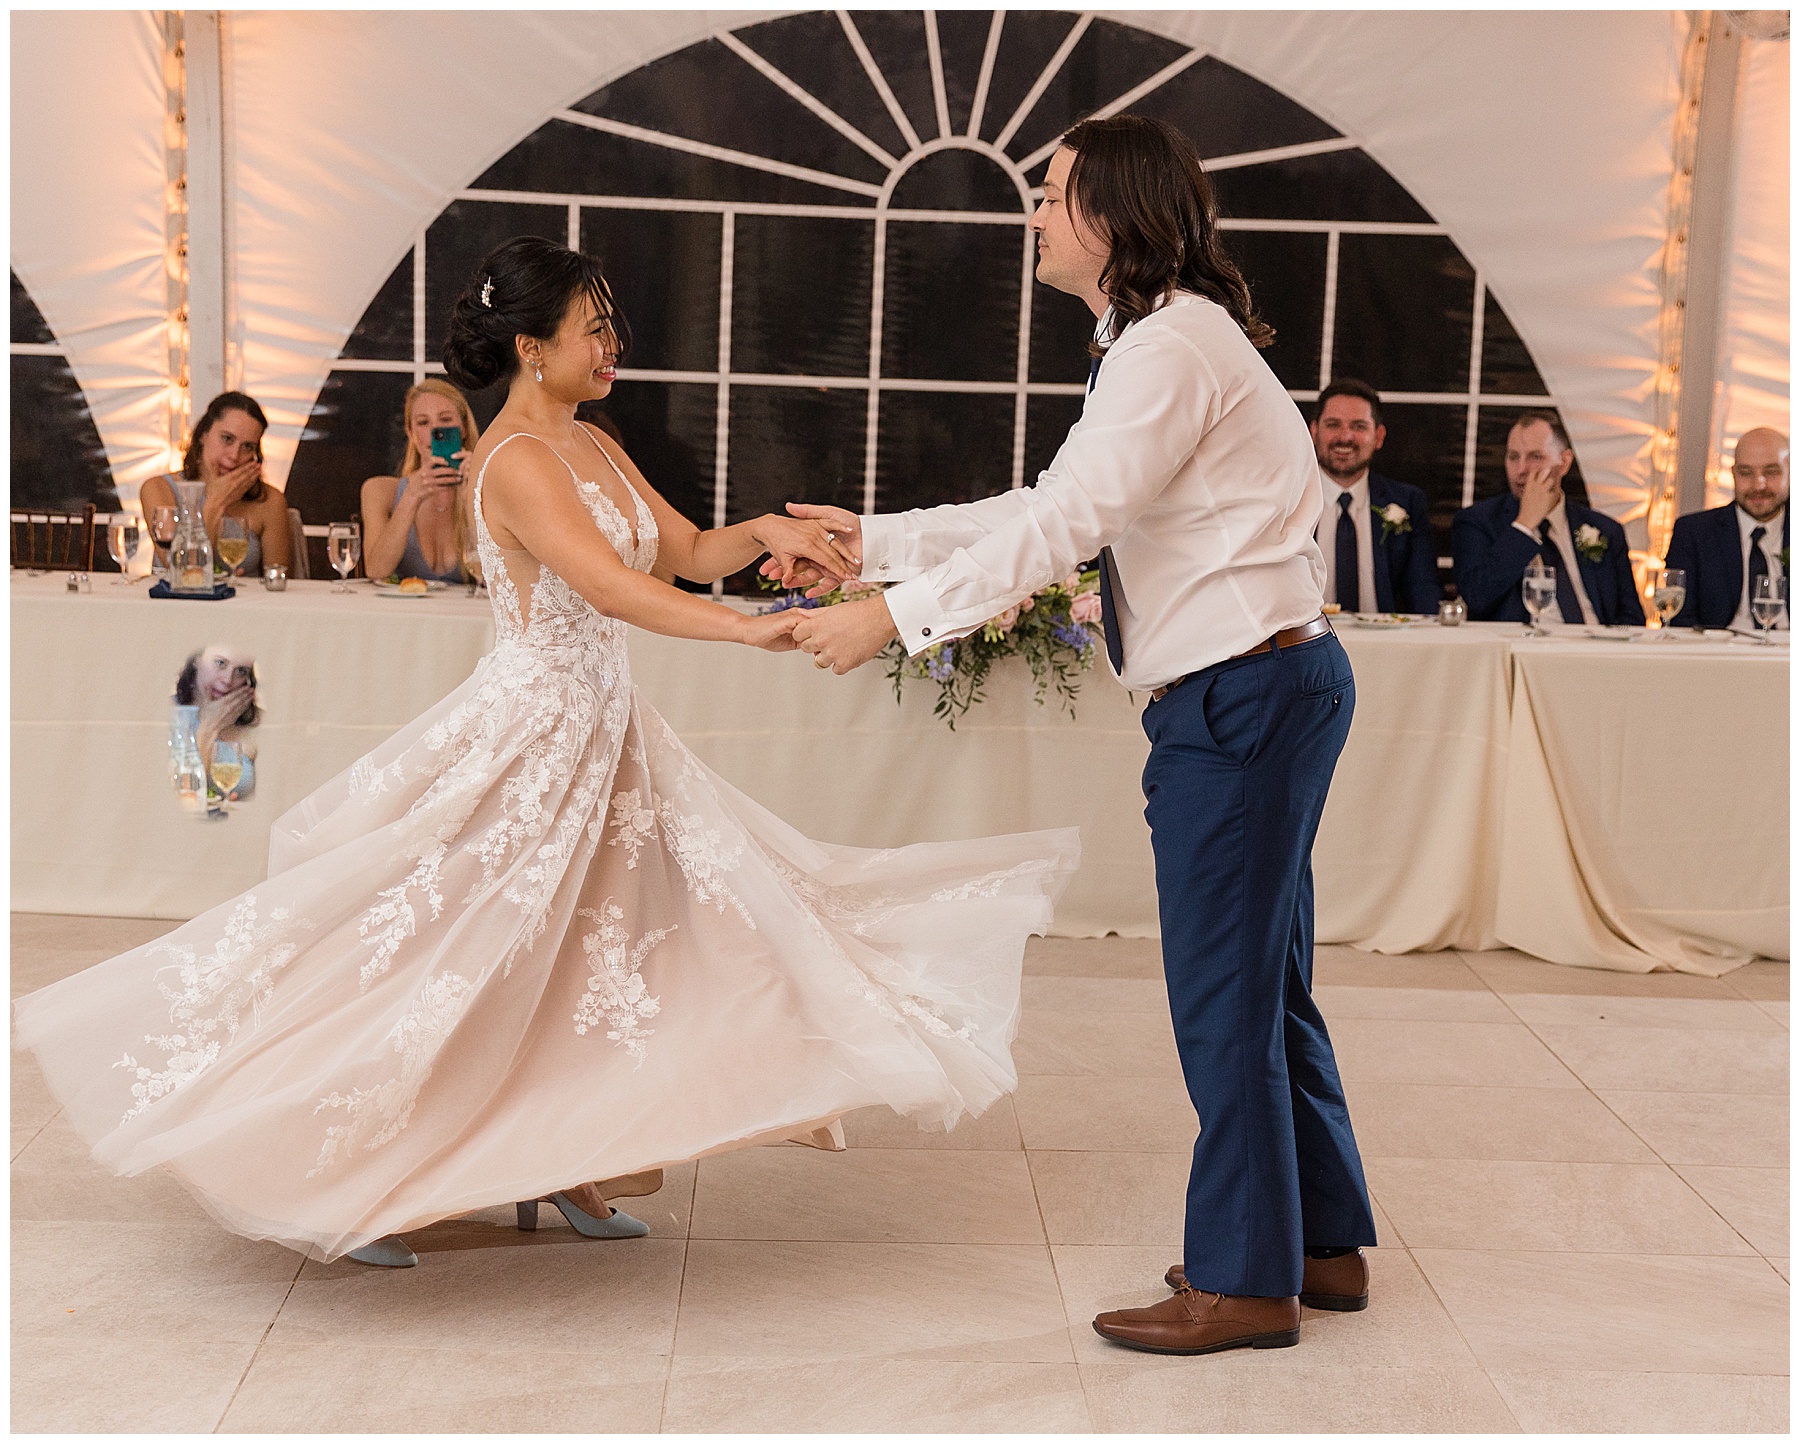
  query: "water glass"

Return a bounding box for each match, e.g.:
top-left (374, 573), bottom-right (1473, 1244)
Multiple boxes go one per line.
top-left (328, 522), bottom-right (361, 592)
top-left (1751, 573), bottom-right (1786, 643)
top-left (105, 514), bottom-right (143, 584)
top-left (1521, 566), bottom-right (1558, 637)
top-left (1651, 568), bottom-right (1686, 637)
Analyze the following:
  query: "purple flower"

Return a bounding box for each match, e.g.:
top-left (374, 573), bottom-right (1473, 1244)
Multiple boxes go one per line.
top-left (925, 643), bottom-right (956, 681)
top-left (1051, 622), bottom-right (1093, 651)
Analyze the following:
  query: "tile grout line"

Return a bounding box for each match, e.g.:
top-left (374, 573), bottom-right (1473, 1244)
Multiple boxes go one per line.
top-left (212, 1253), bottom-right (308, 1432)
top-left (12, 1107), bottom-right (61, 1164)
top-left (1485, 991), bottom-right (1778, 1261)
top-left (656, 1159), bottom-right (702, 1432)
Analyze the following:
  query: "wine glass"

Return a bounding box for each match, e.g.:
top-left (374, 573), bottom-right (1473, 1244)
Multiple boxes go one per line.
top-left (149, 504), bottom-right (178, 582)
top-left (1521, 566), bottom-right (1558, 637)
top-left (462, 542), bottom-right (484, 598)
top-left (1751, 573), bottom-right (1786, 644)
top-left (208, 742), bottom-right (244, 802)
top-left (216, 516), bottom-right (250, 580)
top-left (105, 514), bottom-right (143, 584)
top-left (1651, 567), bottom-right (1685, 638)
top-left (328, 522), bottom-right (361, 592)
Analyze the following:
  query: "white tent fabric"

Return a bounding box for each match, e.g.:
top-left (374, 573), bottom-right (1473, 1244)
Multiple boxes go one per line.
top-left (1710, 29), bottom-right (1791, 506)
top-left (9, 10), bottom-right (1785, 544)
top-left (11, 10), bottom-right (171, 492)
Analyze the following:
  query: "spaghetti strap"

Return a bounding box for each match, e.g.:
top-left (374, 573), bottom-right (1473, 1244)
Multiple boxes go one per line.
top-left (476, 431), bottom-right (580, 489)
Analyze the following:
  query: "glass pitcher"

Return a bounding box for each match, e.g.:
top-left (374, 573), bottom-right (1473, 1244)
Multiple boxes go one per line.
top-left (168, 480), bottom-right (215, 594)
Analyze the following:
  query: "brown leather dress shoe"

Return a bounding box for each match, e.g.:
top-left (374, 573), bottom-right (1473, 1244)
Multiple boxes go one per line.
top-left (1163, 1250), bottom-right (1369, 1312)
top-left (1092, 1288), bottom-right (1300, 1355)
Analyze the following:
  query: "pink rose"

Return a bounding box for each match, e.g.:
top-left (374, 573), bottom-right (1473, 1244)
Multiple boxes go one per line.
top-left (1061, 571), bottom-right (1084, 593)
top-left (1070, 592), bottom-right (1104, 625)
top-left (994, 605), bottom-right (1021, 633)
top-left (1019, 595), bottom-right (1035, 612)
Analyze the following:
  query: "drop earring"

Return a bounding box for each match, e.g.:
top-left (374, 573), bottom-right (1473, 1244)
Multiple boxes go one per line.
top-left (533, 362), bottom-right (544, 383)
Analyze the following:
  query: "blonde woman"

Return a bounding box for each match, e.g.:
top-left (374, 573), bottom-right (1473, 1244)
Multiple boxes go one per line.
top-left (360, 379), bottom-right (480, 582)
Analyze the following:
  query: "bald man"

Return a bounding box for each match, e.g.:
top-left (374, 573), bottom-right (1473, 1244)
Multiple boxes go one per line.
top-left (1666, 427), bottom-right (1789, 629)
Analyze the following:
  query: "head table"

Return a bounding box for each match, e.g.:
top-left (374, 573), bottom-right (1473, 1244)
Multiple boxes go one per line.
top-left (11, 573), bottom-right (1786, 975)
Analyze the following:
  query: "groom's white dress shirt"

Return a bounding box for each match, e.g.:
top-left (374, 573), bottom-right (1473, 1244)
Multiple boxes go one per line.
top-left (859, 291), bottom-right (1328, 692)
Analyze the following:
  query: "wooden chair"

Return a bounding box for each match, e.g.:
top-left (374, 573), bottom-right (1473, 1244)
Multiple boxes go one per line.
top-left (12, 504), bottom-right (97, 572)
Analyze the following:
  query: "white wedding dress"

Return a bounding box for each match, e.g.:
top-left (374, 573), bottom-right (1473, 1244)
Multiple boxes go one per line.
top-left (15, 427), bottom-right (1079, 1261)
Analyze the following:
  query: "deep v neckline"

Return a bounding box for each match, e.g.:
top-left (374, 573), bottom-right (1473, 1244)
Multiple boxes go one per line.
top-left (571, 424), bottom-right (643, 556)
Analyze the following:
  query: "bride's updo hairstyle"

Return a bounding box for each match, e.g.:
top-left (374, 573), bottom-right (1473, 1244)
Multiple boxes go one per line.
top-left (442, 236), bottom-right (631, 392)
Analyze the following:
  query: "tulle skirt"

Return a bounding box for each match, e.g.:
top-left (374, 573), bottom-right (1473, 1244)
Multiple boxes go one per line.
top-left (14, 642), bottom-right (1078, 1260)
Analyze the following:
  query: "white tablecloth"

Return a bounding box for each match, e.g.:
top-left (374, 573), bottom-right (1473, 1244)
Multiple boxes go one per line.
top-left (11, 575), bottom-right (1786, 971)
top-left (1497, 634), bottom-right (1789, 974)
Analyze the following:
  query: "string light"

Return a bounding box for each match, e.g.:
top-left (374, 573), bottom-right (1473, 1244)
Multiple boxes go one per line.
top-left (163, 13), bottom-right (191, 471)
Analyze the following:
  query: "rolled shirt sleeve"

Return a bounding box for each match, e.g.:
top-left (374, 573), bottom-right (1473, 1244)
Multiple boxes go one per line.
top-left (878, 325), bottom-right (1216, 655)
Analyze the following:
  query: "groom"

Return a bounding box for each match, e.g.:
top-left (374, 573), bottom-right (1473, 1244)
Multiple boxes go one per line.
top-left (785, 114), bottom-right (1376, 1356)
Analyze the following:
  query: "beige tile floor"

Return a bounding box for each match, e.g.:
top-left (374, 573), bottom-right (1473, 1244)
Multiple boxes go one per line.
top-left (11, 916), bottom-right (1789, 1433)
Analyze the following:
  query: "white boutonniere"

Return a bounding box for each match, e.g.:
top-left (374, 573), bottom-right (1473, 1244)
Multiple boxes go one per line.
top-left (1574, 523), bottom-right (1607, 562)
top-left (1374, 503), bottom-right (1410, 540)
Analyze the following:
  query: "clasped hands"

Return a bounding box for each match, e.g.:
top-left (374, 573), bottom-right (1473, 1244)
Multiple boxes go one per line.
top-left (750, 504), bottom-right (899, 674)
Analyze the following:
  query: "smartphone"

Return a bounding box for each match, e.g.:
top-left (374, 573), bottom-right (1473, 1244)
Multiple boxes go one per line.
top-left (430, 425), bottom-right (463, 476)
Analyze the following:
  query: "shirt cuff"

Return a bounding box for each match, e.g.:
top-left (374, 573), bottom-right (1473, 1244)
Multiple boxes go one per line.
top-left (859, 513), bottom-right (908, 584)
top-left (1511, 521), bottom-right (1540, 541)
top-left (882, 574), bottom-right (956, 656)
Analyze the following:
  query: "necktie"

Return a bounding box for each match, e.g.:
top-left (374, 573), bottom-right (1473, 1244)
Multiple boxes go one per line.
top-left (1089, 356), bottom-right (1126, 672)
top-left (1748, 525), bottom-right (1769, 620)
top-left (1536, 520), bottom-right (1582, 623)
top-left (1335, 492), bottom-right (1360, 614)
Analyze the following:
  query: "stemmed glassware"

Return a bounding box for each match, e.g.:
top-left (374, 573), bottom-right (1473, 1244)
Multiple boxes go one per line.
top-left (149, 504), bottom-right (178, 583)
top-left (105, 514), bottom-right (143, 584)
top-left (1521, 565), bottom-right (1558, 637)
top-left (462, 541), bottom-right (484, 598)
top-left (1751, 573), bottom-right (1786, 644)
top-left (1650, 567), bottom-right (1685, 638)
top-left (216, 516), bottom-right (250, 580)
top-left (328, 521), bottom-right (361, 592)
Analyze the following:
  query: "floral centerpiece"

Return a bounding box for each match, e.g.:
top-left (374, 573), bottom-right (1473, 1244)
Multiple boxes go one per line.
top-left (761, 568), bottom-right (1107, 728)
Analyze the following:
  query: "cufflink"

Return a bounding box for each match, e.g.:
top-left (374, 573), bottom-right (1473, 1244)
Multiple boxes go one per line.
top-left (921, 626), bottom-right (932, 637)
top-left (878, 560), bottom-right (890, 573)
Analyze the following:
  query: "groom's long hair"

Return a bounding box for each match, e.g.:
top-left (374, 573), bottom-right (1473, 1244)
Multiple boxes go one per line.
top-left (1061, 114), bottom-right (1272, 355)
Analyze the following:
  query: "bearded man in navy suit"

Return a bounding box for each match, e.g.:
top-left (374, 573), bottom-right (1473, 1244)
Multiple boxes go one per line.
top-left (1451, 411), bottom-right (1645, 626)
top-left (1309, 379), bottom-right (1440, 615)
top-left (1665, 427), bottom-right (1788, 629)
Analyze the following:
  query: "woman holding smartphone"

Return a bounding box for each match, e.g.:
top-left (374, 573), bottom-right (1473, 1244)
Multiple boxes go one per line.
top-left (360, 378), bottom-right (481, 582)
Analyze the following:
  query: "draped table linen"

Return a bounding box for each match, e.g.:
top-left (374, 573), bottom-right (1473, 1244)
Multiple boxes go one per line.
top-left (11, 576), bottom-right (1786, 972)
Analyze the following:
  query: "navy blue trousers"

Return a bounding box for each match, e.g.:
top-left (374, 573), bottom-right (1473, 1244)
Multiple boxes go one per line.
top-left (1141, 631), bottom-right (1376, 1299)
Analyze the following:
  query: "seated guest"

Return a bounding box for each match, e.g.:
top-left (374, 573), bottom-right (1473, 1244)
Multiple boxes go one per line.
top-left (360, 379), bottom-right (481, 582)
top-left (1451, 410), bottom-right (1644, 626)
top-left (1665, 427), bottom-right (1788, 628)
top-left (141, 391), bottom-right (291, 575)
top-left (1309, 378), bottom-right (1440, 615)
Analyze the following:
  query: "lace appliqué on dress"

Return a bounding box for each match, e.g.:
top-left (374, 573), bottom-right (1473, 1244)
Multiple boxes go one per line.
top-left (310, 969), bottom-right (477, 1175)
top-left (113, 896), bottom-right (309, 1122)
top-left (571, 900), bottom-right (670, 1061)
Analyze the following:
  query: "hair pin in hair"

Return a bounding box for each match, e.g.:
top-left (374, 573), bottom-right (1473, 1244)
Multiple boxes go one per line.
top-left (479, 277), bottom-right (494, 308)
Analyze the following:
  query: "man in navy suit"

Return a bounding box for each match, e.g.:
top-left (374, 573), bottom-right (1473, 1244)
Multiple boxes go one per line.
top-left (1309, 379), bottom-right (1440, 615)
top-left (1451, 410), bottom-right (1645, 626)
top-left (1665, 427), bottom-right (1788, 629)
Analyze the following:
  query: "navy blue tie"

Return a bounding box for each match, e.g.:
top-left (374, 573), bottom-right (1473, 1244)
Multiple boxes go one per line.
top-left (1748, 526), bottom-right (1769, 622)
top-left (1089, 357), bottom-right (1125, 673)
top-left (1537, 520), bottom-right (1582, 623)
top-left (1335, 492), bottom-right (1360, 614)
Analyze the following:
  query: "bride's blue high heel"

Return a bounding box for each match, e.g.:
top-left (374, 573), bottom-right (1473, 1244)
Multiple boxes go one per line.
top-left (346, 1235), bottom-right (418, 1267)
top-left (516, 1192), bottom-right (650, 1239)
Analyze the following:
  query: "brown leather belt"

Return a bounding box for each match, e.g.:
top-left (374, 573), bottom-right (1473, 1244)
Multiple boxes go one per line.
top-left (1149, 616), bottom-right (1334, 702)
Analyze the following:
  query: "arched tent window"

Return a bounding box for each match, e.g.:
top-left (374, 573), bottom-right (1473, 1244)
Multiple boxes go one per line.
top-left (10, 270), bottom-right (117, 513)
top-left (289, 10), bottom-right (1580, 590)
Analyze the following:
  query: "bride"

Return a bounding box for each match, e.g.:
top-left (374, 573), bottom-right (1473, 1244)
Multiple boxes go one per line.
top-left (14, 237), bottom-right (1078, 1267)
